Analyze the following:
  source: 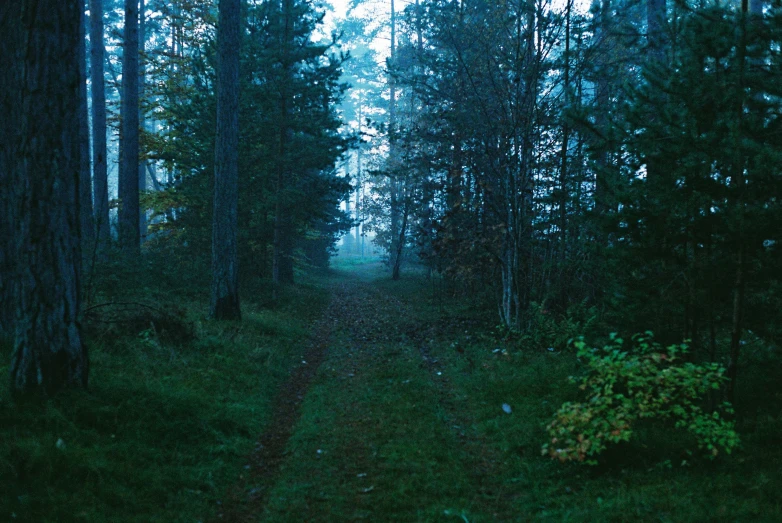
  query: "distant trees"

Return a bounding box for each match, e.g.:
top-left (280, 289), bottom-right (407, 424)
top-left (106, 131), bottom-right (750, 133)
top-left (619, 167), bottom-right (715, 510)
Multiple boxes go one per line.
top-left (143, 0), bottom-right (350, 281)
top-left (344, 1), bottom-right (781, 399)
top-left (210, 0), bottom-right (241, 320)
top-left (1, 0), bottom-right (89, 393)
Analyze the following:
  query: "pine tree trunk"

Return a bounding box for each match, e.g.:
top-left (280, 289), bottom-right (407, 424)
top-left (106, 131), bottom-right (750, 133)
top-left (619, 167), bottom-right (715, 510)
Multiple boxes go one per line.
top-left (138, 0), bottom-right (147, 243)
top-left (387, 0), bottom-right (400, 270)
top-left (210, 0), bottom-right (242, 320)
top-left (273, 0), bottom-right (294, 296)
top-left (1, 0), bottom-right (89, 395)
top-left (79, 0), bottom-right (95, 248)
top-left (119, 0), bottom-right (140, 254)
top-left (90, 0), bottom-right (110, 247)
top-left (593, 0), bottom-right (611, 214)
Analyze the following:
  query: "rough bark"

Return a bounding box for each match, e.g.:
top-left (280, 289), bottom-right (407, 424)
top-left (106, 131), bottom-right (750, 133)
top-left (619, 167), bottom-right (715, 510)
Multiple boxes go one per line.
top-left (138, 0), bottom-right (147, 243)
top-left (90, 0), bottom-right (110, 246)
top-left (210, 0), bottom-right (241, 320)
top-left (1, 0), bottom-right (89, 394)
top-left (79, 0), bottom-right (95, 247)
top-left (119, 0), bottom-right (140, 254)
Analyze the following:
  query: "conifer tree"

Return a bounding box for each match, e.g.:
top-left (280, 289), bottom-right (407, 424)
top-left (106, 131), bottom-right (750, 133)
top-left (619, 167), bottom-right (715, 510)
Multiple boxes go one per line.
top-left (1, 0), bottom-right (89, 394)
top-left (210, 0), bottom-right (242, 320)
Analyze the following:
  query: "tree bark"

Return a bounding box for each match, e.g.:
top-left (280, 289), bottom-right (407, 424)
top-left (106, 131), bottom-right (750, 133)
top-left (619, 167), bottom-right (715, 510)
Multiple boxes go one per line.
top-left (1, 0), bottom-right (89, 394)
top-left (119, 0), bottom-right (140, 254)
top-left (90, 0), bottom-right (110, 247)
top-left (387, 0), bottom-right (401, 272)
top-left (593, 0), bottom-right (611, 214)
top-left (79, 0), bottom-right (95, 247)
top-left (273, 0), bottom-right (295, 295)
top-left (138, 0), bottom-right (147, 243)
top-left (210, 0), bottom-right (242, 320)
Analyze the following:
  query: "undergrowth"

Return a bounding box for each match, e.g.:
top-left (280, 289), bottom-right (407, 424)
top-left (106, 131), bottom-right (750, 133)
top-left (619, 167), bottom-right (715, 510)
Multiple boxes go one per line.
top-left (0, 253), bottom-right (329, 522)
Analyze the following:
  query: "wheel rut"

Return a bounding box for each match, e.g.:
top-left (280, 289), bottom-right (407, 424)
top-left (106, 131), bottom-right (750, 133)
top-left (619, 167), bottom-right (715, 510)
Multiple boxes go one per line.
top-left (212, 283), bottom-right (345, 521)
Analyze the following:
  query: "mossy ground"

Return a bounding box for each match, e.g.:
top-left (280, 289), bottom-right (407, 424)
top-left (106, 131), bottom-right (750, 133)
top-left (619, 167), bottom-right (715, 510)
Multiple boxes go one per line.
top-left (2, 258), bottom-right (781, 522)
top-left (0, 257), bottom-right (329, 522)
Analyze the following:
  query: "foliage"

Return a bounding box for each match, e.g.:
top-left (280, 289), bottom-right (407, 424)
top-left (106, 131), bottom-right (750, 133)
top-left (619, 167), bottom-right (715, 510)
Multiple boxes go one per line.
top-left (517, 301), bottom-right (600, 351)
top-left (543, 333), bottom-right (739, 464)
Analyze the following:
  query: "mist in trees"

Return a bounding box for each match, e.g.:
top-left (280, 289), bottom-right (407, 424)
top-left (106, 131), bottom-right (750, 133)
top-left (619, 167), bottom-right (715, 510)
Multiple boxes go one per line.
top-left (337, 0), bottom-right (780, 397)
top-left (0, 0), bottom-right (779, 471)
top-left (2, 2), bottom-right (782, 520)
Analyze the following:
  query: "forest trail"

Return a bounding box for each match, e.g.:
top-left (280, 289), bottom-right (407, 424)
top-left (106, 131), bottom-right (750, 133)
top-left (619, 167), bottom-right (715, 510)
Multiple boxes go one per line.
top-left (214, 267), bottom-right (512, 521)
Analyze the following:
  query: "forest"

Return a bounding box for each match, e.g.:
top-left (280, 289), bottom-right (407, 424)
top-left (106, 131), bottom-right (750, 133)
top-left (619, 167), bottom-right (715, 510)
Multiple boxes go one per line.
top-left (1, 0), bottom-right (781, 520)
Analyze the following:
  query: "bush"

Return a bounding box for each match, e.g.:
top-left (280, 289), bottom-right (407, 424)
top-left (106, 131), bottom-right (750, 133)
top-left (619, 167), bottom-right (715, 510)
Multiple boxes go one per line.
top-left (542, 332), bottom-right (739, 464)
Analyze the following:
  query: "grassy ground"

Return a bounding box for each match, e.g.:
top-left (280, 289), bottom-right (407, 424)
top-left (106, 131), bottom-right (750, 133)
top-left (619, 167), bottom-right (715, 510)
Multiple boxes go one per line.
top-left (0, 260), bottom-right (330, 522)
top-left (2, 259), bottom-right (781, 521)
top-left (258, 265), bottom-right (782, 522)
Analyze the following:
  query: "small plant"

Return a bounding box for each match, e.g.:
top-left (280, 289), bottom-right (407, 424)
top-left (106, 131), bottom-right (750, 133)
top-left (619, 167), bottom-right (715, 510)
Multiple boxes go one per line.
top-left (542, 332), bottom-right (739, 464)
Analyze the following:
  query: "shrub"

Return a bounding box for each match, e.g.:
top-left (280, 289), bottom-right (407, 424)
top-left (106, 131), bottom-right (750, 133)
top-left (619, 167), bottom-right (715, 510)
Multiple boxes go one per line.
top-left (542, 332), bottom-right (739, 464)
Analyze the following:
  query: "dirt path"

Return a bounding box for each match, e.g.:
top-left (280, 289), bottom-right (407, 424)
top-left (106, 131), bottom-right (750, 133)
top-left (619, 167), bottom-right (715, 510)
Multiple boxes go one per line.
top-left (213, 272), bottom-right (508, 520)
top-left (213, 278), bottom-right (382, 520)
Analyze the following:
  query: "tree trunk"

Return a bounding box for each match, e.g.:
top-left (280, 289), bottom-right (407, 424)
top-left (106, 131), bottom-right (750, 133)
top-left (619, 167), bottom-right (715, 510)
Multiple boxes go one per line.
top-left (273, 0), bottom-right (293, 298)
top-left (210, 0), bottom-right (242, 320)
top-left (593, 0), bottom-right (611, 214)
top-left (392, 189), bottom-right (410, 281)
top-left (387, 0), bottom-right (400, 270)
top-left (1, 0), bottom-right (89, 394)
top-left (559, 0), bottom-right (572, 268)
top-left (79, 0), bottom-right (95, 247)
top-left (119, 0), bottom-right (140, 254)
top-left (138, 0), bottom-right (148, 243)
top-left (90, 0), bottom-right (110, 247)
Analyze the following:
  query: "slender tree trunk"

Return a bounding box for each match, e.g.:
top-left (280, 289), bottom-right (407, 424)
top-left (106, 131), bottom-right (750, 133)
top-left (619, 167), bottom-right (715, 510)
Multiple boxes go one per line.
top-left (138, 0), bottom-right (147, 243)
top-left (392, 188), bottom-right (410, 281)
top-left (119, 0), bottom-right (140, 254)
top-left (387, 0), bottom-right (401, 270)
top-left (79, 0), bottom-right (95, 247)
top-left (727, 3), bottom-right (751, 404)
top-left (1, 0), bottom-right (89, 394)
top-left (90, 0), bottom-right (110, 246)
top-left (210, 0), bottom-right (242, 320)
top-left (593, 0), bottom-right (611, 214)
top-left (559, 0), bottom-right (572, 268)
top-left (273, 0), bottom-right (293, 297)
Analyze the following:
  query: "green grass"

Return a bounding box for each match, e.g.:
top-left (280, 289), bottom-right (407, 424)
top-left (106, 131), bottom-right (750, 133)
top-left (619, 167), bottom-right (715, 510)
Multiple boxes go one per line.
top-left (258, 266), bottom-right (782, 522)
top-left (2, 259), bottom-right (781, 521)
top-left (0, 263), bottom-right (330, 523)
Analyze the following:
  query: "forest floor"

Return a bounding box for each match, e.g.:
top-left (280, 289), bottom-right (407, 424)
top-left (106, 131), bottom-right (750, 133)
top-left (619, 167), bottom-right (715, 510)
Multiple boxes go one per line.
top-left (214, 261), bottom-right (782, 522)
top-left (2, 258), bottom-right (782, 521)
